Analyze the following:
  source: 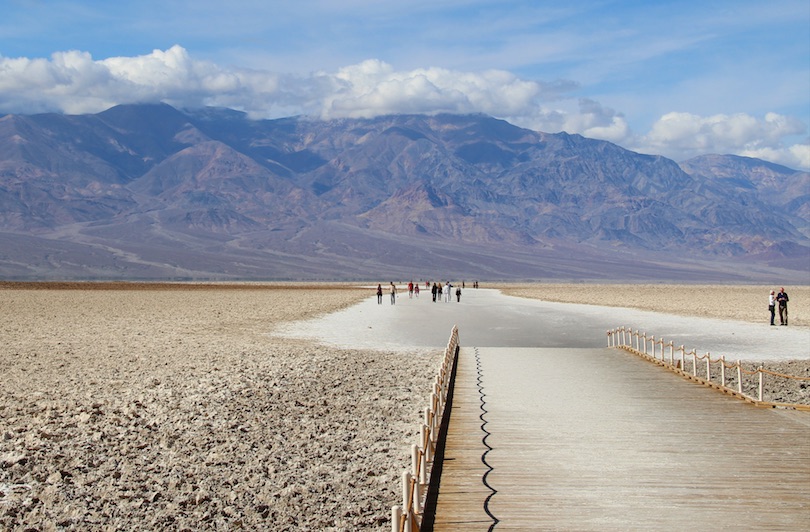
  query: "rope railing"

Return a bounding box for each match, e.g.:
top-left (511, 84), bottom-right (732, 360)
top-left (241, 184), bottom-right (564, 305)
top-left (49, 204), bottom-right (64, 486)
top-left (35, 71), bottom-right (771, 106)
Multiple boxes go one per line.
top-left (391, 325), bottom-right (459, 532)
top-left (607, 326), bottom-right (810, 411)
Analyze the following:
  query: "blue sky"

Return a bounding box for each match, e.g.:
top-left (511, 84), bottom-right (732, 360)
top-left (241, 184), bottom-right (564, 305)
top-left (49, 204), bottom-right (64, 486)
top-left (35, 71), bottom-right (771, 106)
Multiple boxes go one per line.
top-left (1, 0), bottom-right (809, 169)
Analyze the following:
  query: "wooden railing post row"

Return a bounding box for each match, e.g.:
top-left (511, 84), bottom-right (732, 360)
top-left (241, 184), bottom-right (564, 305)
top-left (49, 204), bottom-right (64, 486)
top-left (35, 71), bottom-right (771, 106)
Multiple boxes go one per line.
top-left (393, 325), bottom-right (459, 532)
top-left (613, 325), bottom-right (810, 411)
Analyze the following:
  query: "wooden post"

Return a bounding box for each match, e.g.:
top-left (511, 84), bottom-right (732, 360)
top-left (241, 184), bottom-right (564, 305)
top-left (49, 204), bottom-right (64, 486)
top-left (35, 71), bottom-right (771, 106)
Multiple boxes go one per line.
top-left (692, 350), bottom-right (697, 376)
top-left (720, 356), bottom-right (726, 387)
top-left (420, 442), bottom-right (427, 484)
top-left (669, 342), bottom-right (674, 365)
top-left (758, 367), bottom-right (764, 402)
top-left (392, 506), bottom-right (402, 532)
top-left (413, 473), bottom-right (422, 515)
top-left (401, 471), bottom-right (411, 520)
top-left (650, 336), bottom-right (656, 359)
top-left (607, 330), bottom-right (611, 347)
top-left (680, 346), bottom-right (685, 370)
top-left (737, 361), bottom-right (742, 394)
top-left (706, 353), bottom-right (711, 382)
top-left (420, 425), bottom-right (430, 465)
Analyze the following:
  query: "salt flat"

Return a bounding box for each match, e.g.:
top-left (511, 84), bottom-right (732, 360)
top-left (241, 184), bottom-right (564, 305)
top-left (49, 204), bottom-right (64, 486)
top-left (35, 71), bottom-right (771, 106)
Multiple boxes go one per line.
top-left (277, 287), bottom-right (810, 362)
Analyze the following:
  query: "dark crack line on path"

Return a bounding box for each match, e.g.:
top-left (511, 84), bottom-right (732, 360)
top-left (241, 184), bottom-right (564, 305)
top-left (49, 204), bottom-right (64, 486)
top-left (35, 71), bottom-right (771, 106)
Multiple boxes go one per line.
top-left (475, 347), bottom-right (499, 530)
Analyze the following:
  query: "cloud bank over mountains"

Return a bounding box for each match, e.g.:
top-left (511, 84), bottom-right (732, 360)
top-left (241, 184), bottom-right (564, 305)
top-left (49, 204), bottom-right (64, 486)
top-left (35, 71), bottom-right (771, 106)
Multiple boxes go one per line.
top-left (1, 45), bottom-right (807, 170)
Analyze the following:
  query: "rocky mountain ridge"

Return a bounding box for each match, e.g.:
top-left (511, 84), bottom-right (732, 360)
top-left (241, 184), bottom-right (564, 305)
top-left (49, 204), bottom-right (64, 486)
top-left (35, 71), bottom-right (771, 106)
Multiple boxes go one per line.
top-left (0, 104), bottom-right (807, 281)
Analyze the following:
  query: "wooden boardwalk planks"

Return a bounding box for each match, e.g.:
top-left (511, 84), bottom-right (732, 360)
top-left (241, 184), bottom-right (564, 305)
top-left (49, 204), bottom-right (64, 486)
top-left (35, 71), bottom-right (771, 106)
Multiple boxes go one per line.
top-left (430, 346), bottom-right (493, 530)
top-left (429, 346), bottom-right (810, 531)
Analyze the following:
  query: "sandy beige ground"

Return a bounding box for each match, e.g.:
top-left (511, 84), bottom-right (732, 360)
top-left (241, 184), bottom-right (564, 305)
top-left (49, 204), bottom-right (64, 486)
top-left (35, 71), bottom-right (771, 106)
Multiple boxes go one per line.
top-left (496, 284), bottom-right (810, 328)
top-left (1, 284), bottom-right (437, 531)
top-left (1, 283), bottom-right (808, 530)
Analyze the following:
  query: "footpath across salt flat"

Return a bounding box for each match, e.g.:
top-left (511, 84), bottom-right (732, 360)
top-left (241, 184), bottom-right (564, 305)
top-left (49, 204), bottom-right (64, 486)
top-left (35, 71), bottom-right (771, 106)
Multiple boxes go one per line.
top-left (276, 287), bottom-right (810, 361)
top-left (277, 286), bottom-right (810, 529)
top-left (431, 346), bottom-right (810, 531)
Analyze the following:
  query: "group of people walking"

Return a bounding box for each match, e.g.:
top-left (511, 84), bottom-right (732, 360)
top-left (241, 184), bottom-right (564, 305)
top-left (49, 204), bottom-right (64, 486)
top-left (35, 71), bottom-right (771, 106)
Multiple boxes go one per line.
top-left (376, 282), bottom-right (399, 305)
top-left (768, 287), bottom-right (790, 326)
top-left (424, 281), bottom-right (461, 302)
top-left (376, 280), bottom-right (471, 304)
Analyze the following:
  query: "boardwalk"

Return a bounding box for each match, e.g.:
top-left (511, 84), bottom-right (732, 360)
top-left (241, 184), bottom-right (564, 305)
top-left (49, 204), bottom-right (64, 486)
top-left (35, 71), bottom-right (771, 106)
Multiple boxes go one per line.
top-left (430, 346), bottom-right (810, 531)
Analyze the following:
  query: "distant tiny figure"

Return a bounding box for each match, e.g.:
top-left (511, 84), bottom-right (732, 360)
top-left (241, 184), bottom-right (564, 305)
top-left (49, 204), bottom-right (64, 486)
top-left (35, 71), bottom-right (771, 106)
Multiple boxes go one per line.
top-left (456, 286), bottom-right (462, 302)
top-left (390, 282), bottom-right (397, 305)
top-left (414, 284), bottom-right (420, 298)
top-left (408, 281), bottom-right (414, 298)
top-left (768, 290), bottom-right (776, 326)
top-left (437, 283), bottom-right (443, 302)
top-left (376, 284), bottom-right (383, 304)
top-left (776, 287), bottom-right (789, 325)
top-left (431, 282), bottom-right (438, 302)
top-left (445, 281), bottom-right (452, 302)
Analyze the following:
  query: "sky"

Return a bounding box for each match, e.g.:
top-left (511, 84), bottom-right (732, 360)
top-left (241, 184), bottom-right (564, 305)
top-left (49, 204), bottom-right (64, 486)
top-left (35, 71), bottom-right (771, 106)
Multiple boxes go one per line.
top-left (1, 0), bottom-right (809, 170)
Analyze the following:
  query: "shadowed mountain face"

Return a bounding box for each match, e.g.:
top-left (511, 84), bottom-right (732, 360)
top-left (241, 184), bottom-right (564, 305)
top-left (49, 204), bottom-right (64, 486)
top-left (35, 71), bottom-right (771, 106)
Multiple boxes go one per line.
top-left (0, 104), bottom-right (808, 281)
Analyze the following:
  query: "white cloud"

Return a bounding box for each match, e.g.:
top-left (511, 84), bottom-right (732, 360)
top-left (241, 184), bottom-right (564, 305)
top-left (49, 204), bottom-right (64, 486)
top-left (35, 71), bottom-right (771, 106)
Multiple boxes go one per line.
top-left (317, 59), bottom-right (569, 119)
top-left (637, 111), bottom-right (808, 168)
top-left (0, 46), bottom-right (807, 170)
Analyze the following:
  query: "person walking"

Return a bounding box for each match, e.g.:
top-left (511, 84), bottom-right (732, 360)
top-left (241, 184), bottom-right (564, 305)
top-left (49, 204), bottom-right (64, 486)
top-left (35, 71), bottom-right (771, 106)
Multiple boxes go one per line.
top-left (776, 287), bottom-right (789, 325)
top-left (768, 290), bottom-right (776, 326)
top-left (390, 282), bottom-right (397, 305)
top-left (414, 284), bottom-right (420, 298)
top-left (376, 284), bottom-right (383, 304)
top-left (455, 286), bottom-right (462, 302)
top-left (445, 281), bottom-right (452, 302)
top-left (408, 281), bottom-right (414, 299)
top-left (431, 283), bottom-right (438, 302)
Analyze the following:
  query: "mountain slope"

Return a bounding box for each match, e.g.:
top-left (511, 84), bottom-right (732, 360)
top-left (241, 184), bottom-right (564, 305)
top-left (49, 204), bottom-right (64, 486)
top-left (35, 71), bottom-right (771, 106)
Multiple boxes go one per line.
top-left (0, 104), bottom-right (807, 281)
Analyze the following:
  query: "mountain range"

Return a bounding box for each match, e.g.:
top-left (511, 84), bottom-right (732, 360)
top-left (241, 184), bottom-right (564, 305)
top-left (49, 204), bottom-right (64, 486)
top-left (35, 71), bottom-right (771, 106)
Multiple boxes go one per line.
top-left (1, 103), bottom-right (808, 282)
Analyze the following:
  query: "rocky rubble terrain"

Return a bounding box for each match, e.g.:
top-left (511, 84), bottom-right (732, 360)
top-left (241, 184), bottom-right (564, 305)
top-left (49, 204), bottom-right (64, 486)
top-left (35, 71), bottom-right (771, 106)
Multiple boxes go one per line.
top-left (0, 285), bottom-right (439, 530)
